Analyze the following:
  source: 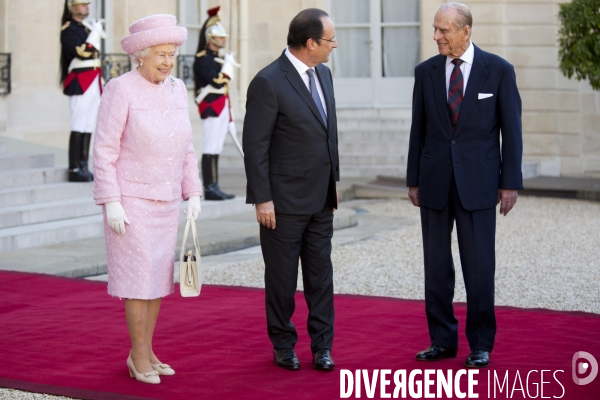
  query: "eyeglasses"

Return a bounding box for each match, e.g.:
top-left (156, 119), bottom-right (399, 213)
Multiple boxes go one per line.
top-left (318, 36), bottom-right (336, 43)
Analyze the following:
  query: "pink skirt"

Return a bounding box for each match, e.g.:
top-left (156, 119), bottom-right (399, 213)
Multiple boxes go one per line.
top-left (102, 196), bottom-right (181, 300)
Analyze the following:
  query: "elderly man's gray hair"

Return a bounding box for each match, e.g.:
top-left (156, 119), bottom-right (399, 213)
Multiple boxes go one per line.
top-left (438, 2), bottom-right (473, 30)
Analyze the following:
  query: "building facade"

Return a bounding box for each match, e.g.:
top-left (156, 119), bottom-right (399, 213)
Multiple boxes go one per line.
top-left (0, 0), bottom-right (598, 177)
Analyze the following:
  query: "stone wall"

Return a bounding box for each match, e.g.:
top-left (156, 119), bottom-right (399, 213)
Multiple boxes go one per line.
top-left (0, 0), bottom-right (598, 177)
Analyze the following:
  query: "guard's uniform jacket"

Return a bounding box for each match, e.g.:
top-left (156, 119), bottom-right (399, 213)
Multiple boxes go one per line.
top-left (193, 49), bottom-right (230, 118)
top-left (60, 19), bottom-right (101, 95)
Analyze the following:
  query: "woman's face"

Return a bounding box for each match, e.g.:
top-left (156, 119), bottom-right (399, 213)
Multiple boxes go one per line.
top-left (138, 44), bottom-right (177, 84)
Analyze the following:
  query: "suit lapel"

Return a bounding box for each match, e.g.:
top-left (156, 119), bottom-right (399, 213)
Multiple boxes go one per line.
top-left (315, 64), bottom-right (333, 137)
top-left (430, 55), bottom-right (452, 138)
top-left (454, 45), bottom-right (489, 137)
top-left (279, 53), bottom-right (327, 130)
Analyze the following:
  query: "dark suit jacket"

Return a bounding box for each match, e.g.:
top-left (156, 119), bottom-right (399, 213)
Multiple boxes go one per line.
top-left (243, 50), bottom-right (339, 215)
top-left (406, 44), bottom-right (523, 211)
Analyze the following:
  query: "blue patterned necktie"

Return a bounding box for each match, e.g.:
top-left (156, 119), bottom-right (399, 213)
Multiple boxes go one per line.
top-left (306, 69), bottom-right (327, 128)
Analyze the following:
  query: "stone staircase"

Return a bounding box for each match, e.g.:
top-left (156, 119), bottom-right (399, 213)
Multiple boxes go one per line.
top-left (0, 147), bottom-right (102, 253)
top-left (0, 142), bottom-right (256, 254)
top-left (219, 108), bottom-right (412, 179)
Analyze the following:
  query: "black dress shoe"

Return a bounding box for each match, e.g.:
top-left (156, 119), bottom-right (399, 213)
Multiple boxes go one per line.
top-left (273, 348), bottom-right (300, 370)
top-left (312, 349), bottom-right (335, 371)
top-left (465, 350), bottom-right (490, 368)
top-left (415, 344), bottom-right (458, 361)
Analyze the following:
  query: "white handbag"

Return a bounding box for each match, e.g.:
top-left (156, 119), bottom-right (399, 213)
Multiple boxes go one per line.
top-left (179, 218), bottom-right (202, 297)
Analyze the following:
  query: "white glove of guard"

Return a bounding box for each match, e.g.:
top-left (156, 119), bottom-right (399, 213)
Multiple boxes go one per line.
top-left (184, 196), bottom-right (201, 220)
top-left (86, 20), bottom-right (106, 51)
top-left (220, 52), bottom-right (235, 81)
top-left (105, 201), bottom-right (130, 235)
top-left (223, 52), bottom-right (236, 64)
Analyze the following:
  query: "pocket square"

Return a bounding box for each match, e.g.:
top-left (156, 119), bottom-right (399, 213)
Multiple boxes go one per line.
top-left (478, 93), bottom-right (493, 100)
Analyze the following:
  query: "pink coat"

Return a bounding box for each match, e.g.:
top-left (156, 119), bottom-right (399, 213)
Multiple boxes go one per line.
top-left (93, 69), bottom-right (202, 205)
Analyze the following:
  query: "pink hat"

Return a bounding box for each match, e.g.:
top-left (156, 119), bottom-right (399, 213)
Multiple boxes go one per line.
top-left (121, 14), bottom-right (187, 55)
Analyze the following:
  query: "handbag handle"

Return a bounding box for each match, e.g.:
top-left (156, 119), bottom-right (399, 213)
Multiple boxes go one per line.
top-left (179, 218), bottom-right (201, 263)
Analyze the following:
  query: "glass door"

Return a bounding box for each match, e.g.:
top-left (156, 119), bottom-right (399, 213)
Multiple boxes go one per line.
top-left (329, 0), bottom-right (420, 108)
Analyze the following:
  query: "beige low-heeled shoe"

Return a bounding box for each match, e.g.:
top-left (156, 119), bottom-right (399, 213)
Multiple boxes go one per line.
top-left (127, 355), bottom-right (161, 384)
top-left (152, 363), bottom-right (176, 376)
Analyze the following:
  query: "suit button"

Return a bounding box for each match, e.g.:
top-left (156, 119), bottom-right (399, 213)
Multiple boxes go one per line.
top-left (451, 140), bottom-right (456, 144)
top-left (447, 160), bottom-right (451, 164)
top-left (325, 162), bottom-right (331, 166)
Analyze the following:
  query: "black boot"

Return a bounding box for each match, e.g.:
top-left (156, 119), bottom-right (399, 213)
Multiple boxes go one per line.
top-left (80, 132), bottom-right (94, 181)
top-left (211, 155), bottom-right (234, 199)
top-left (201, 154), bottom-right (228, 200)
top-left (68, 131), bottom-right (92, 182)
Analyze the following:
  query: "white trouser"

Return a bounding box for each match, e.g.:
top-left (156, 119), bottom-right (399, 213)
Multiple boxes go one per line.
top-left (69, 75), bottom-right (101, 133)
top-left (201, 98), bottom-right (229, 154)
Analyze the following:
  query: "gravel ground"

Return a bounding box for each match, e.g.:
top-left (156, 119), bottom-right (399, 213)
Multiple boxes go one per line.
top-left (200, 196), bottom-right (600, 314)
top-left (3, 195), bottom-right (599, 399)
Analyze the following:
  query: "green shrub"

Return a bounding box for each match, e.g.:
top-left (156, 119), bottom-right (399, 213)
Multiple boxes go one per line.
top-left (558, 0), bottom-right (600, 90)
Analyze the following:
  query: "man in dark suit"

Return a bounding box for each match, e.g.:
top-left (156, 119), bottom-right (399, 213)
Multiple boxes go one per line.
top-left (406, 2), bottom-right (523, 368)
top-left (243, 8), bottom-right (339, 371)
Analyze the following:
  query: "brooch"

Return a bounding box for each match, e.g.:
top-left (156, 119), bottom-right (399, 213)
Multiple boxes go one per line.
top-left (169, 76), bottom-right (176, 92)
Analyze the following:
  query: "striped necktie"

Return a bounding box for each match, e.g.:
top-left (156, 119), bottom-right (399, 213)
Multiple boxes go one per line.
top-left (306, 69), bottom-right (327, 128)
top-left (448, 59), bottom-right (464, 131)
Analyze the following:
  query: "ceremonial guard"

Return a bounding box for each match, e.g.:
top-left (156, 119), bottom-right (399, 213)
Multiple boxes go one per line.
top-left (193, 6), bottom-right (238, 200)
top-left (60, 0), bottom-right (104, 182)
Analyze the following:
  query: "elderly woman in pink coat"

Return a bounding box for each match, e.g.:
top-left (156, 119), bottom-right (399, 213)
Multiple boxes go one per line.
top-left (93, 14), bottom-right (202, 385)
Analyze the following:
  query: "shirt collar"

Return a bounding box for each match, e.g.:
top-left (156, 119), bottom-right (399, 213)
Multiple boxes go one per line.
top-left (446, 41), bottom-right (474, 66)
top-left (285, 47), bottom-right (314, 76)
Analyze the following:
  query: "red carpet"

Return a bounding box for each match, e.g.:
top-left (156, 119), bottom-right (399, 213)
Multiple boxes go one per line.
top-left (0, 270), bottom-right (599, 399)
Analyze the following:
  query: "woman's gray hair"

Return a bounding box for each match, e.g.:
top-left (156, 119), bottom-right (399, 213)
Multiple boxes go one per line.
top-left (130, 47), bottom-right (151, 67)
top-left (438, 2), bottom-right (473, 31)
top-left (130, 45), bottom-right (180, 67)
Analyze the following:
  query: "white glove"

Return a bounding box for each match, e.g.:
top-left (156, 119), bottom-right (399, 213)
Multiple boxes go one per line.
top-left (184, 196), bottom-right (201, 220)
top-left (86, 20), bottom-right (106, 50)
top-left (220, 53), bottom-right (235, 81)
top-left (223, 52), bottom-right (237, 64)
top-left (105, 201), bottom-right (130, 235)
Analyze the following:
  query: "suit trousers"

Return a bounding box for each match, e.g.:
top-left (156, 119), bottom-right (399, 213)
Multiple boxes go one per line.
top-left (420, 174), bottom-right (497, 352)
top-left (260, 202), bottom-right (335, 353)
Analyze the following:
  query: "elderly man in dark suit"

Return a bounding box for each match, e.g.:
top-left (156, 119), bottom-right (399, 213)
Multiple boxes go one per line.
top-left (406, 2), bottom-right (523, 368)
top-left (243, 8), bottom-right (339, 371)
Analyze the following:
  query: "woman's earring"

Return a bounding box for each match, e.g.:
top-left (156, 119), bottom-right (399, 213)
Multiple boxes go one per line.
top-left (140, 61), bottom-right (143, 66)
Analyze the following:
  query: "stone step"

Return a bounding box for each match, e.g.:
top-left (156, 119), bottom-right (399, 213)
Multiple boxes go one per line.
top-left (351, 175), bottom-right (409, 199)
top-left (0, 197), bottom-right (254, 253)
top-left (340, 165), bottom-right (406, 179)
top-left (0, 153), bottom-right (55, 171)
top-left (338, 130), bottom-right (409, 141)
top-left (0, 182), bottom-right (94, 207)
top-left (336, 108), bottom-right (412, 119)
top-left (337, 141), bottom-right (409, 154)
top-left (0, 142), bottom-right (5, 154)
top-left (218, 139), bottom-right (410, 157)
top-left (0, 197), bottom-right (100, 229)
top-left (0, 166), bottom-right (68, 189)
top-left (339, 153), bottom-right (406, 166)
top-left (218, 153), bottom-right (408, 168)
top-left (0, 214), bottom-right (105, 253)
top-left (337, 118), bottom-right (412, 131)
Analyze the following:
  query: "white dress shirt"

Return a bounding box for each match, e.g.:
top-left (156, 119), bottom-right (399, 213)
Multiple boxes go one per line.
top-left (285, 47), bottom-right (327, 116)
top-left (445, 41), bottom-right (474, 99)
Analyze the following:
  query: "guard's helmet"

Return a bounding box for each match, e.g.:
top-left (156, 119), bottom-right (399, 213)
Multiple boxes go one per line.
top-left (203, 7), bottom-right (228, 49)
top-left (68, 0), bottom-right (91, 10)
